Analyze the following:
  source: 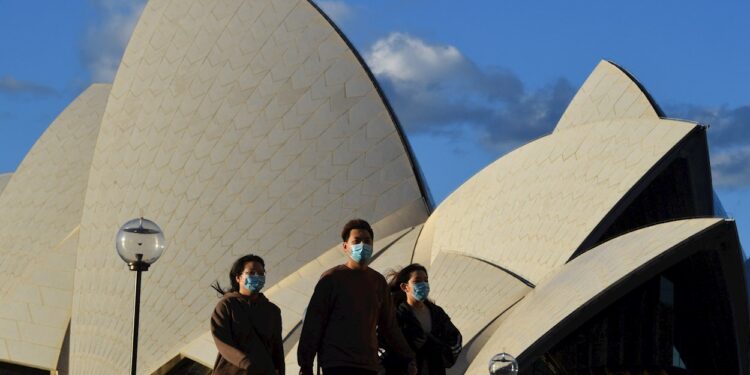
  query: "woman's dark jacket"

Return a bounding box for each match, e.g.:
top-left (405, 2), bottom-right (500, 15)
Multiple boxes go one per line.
top-left (381, 300), bottom-right (461, 375)
top-left (211, 292), bottom-right (285, 375)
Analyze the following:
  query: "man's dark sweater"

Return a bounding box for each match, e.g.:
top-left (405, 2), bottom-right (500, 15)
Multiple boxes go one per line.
top-left (298, 265), bottom-right (415, 372)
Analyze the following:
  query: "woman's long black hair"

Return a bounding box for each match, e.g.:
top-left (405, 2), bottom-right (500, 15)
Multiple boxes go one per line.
top-left (211, 254), bottom-right (265, 296)
top-left (386, 263), bottom-right (428, 306)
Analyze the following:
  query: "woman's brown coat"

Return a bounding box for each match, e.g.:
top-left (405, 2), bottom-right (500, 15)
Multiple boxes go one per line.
top-left (211, 292), bottom-right (284, 375)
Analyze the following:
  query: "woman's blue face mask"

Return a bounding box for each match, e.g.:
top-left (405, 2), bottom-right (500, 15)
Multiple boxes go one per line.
top-left (412, 281), bottom-right (430, 301)
top-left (244, 274), bottom-right (265, 292)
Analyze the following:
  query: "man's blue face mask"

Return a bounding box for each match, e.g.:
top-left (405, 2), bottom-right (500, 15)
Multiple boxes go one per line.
top-left (244, 275), bottom-right (265, 292)
top-left (412, 282), bottom-right (430, 301)
top-left (349, 243), bottom-right (373, 263)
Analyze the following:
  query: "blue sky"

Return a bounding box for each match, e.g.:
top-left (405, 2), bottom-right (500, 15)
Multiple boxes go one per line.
top-left (0, 0), bottom-right (748, 252)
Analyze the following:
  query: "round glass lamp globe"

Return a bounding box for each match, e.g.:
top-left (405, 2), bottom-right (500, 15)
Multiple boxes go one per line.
top-left (489, 353), bottom-right (518, 375)
top-left (115, 217), bottom-right (166, 266)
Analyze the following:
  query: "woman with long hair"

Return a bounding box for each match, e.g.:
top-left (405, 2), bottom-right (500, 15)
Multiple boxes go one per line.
top-left (381, 264), bottom-right (462, 375)
top-left (210, 254), bottom-right (284, 375)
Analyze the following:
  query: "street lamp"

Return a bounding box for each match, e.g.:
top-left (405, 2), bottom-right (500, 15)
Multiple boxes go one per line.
top-left (116, 217), bottom-right (166, 375)
top-left (489, 352), bottom-right (518, 375)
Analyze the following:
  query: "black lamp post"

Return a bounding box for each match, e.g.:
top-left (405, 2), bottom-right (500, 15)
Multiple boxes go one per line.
top-left (116, 217), bottom-right (166, 375)
top-left (489, 352), bottom-right (518, 375)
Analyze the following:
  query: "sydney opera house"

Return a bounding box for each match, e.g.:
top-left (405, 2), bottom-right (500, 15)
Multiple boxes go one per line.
top-left (0, 0), bottom-right (747, 374)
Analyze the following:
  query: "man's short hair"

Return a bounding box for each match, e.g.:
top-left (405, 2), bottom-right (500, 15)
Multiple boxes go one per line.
top-left (341, 219), bottom-right (374, 242)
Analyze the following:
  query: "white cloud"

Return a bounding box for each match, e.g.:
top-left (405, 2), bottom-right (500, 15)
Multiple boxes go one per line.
top-left (316, 1), bottom-right (353, 23)
top-left (367, 33), bottom-right (466, 85)
top-left (366, 33), bottom-right (574, 153)
top-left (82, 0), bottom-right (146, 82)
top-left (710, 145), bottom-right (750, 189)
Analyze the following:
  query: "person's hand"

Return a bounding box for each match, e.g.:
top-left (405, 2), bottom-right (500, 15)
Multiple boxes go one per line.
top-left (450, 332), bottom-right (463, 357)
top-left (451, 342), bottom-right (461, 357)
top-left (299, 367), bottom-right (313, 375)
top-left (407, 360), bottom-right (417, 375)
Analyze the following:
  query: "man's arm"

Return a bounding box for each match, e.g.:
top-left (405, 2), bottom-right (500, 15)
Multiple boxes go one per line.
top-left (297, 276), bottom-right (333, 375)
top-left (211, 299), bottom-right (251, 369)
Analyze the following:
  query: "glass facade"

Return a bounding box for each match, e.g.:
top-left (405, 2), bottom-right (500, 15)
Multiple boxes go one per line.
top-left (596, 157), bottom-right (698, 247)
top-left (527, 250), bottom-right (740, 375)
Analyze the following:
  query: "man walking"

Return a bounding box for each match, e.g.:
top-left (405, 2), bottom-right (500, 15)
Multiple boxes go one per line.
top-left (298, 219), bottom-right (416, 375)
